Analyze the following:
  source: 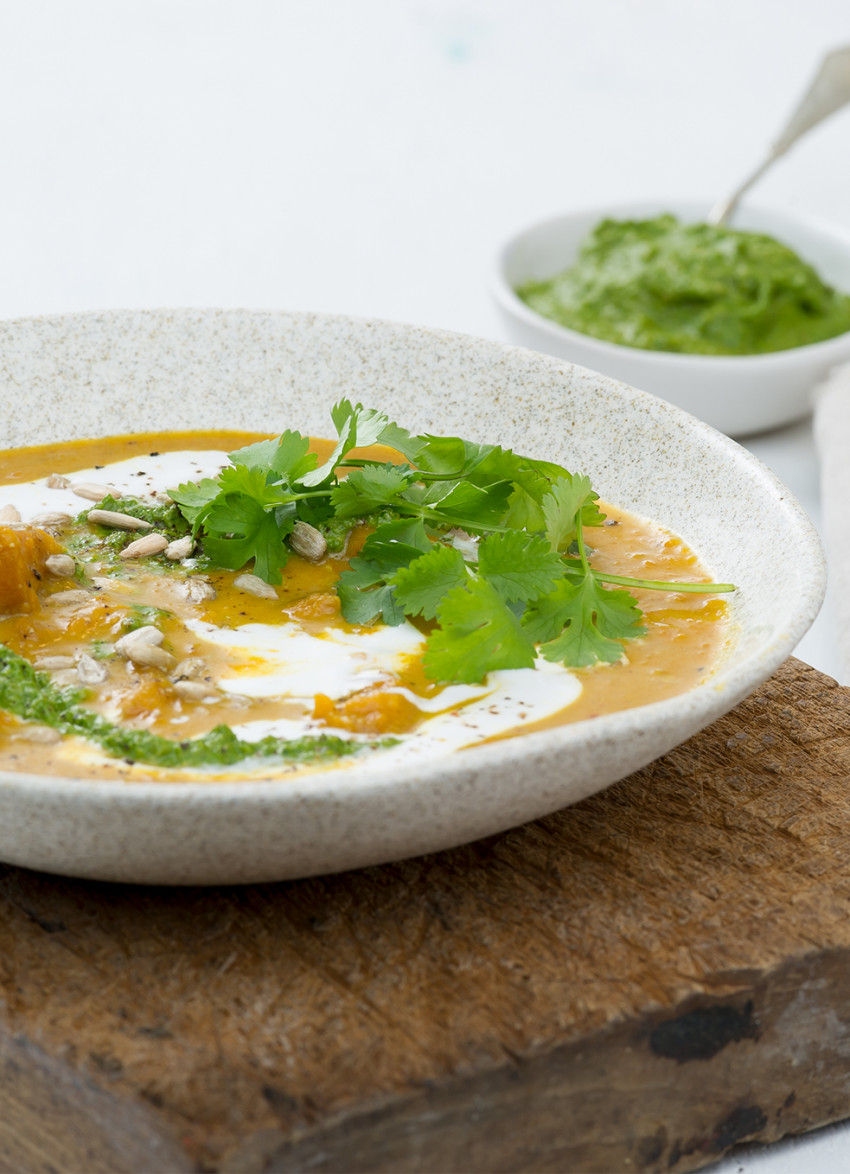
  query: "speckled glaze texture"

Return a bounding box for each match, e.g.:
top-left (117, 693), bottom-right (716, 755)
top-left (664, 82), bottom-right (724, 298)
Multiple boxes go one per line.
top-left (0, 310), bottom-right (826, 884)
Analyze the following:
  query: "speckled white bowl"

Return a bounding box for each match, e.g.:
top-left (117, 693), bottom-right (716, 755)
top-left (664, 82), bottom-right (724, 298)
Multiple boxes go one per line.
top-left (0, 309), bottom-right (825, 884)
top-left (494, 200), bottom-right (850, 437)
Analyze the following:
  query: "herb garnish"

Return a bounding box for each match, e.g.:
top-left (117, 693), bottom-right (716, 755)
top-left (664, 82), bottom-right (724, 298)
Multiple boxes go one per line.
top-left (0, 646), bottom-right (381, 769)
top-left (169, 402), bottom-right (734, 683)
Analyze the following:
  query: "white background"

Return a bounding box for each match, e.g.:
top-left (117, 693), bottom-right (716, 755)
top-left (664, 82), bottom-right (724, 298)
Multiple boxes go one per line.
top-left (1, 2), bottom-right (849, 1170)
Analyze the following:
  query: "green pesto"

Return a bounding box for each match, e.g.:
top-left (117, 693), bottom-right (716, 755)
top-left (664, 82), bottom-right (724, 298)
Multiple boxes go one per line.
top-left (123, 604), bottom-right (173, 633)
top-left (68, 495), bottom-right (204, 574)
top-left (94, 495), bottom-right (191, 537)
top-left (0, 644), bottom-right (382, 770)
top-left (517, 215), bottom-right (850, 356)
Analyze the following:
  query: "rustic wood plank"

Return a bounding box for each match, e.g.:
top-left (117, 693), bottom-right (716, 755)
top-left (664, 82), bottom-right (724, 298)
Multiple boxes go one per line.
top-left (2, 657), bottom-right (850, 1173)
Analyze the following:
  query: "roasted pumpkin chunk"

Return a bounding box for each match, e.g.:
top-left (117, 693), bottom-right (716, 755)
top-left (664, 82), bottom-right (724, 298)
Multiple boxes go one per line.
top-left (117, 673), bottom-right (177, 720)
top-left (313, 687), bottom-right (422, 735)
top-left (0, 526), bottom-right (63, 616)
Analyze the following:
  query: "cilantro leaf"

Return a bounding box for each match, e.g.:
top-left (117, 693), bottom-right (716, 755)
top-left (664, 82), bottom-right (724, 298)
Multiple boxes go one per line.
top-left (229, 431), bottom-right (318, 484)
top-left (522, 580), bottom-right (575, 644)
top-left (526, 577), bottom-right (646, 668)
top-left (477, 531), bottom-right (564, 603)
top-left (203, 494), bottom-right (293, 584)
top-left (358, 518), bottom-right (432, 567)
top-left (337, 579), bottom-right (406, 626)
top-left (168, 478), bottom-right (222, 527)
top-left (300, 401), bottom-right (399, 488)
top-left (336, 555), bottom-right (405, 625)
top-left (501, 475), bottom-right (554, 531)
top-left (424, 579), bottom-right (537, 683)
top-left (343, 404), bottom-right (392, 449)
top-left (376, 422), bottom-right (426, 462)
top-left (336, 519), bottom-right (431, 626)
top-left (299, 415), bottom-right (355, 487)
top-left (330, 464), bottom-right (413, 519)
top-left (215, 464), bottom-right (293, 508)
top-left (421, 478), bottom-right (514, 530)
top-left (414, 435), bottom-right (468, 475)
top-left (542, 473), bottom-right (605, 551)
top-left (391, 543), bottom-right (469, 620)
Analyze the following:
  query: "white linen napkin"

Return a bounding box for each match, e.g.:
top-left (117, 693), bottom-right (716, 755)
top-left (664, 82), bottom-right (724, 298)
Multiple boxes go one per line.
top-left (813, 361), bottom-right (850, 682)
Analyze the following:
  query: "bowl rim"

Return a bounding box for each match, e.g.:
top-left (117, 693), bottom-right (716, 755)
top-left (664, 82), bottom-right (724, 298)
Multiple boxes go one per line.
top-left (493, 198), bottom-right (850, 368)
top-left (0, 307), bottom-right (828, 808)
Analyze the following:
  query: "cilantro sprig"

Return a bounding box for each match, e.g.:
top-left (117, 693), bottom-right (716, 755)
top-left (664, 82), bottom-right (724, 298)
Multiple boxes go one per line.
top-left (168, 401), bottom-right (734, 682)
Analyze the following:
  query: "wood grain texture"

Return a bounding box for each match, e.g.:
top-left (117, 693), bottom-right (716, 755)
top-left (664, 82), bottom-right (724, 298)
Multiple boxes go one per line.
top-left (2, 657), bottom-right (850, 1173)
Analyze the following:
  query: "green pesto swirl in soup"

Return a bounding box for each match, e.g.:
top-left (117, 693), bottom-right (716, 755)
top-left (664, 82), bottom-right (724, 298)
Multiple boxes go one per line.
top-left (517, 214), bottom-right (850, 356)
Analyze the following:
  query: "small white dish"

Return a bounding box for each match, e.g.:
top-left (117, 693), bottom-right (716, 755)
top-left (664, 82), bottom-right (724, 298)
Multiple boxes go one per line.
top-left (493, 200), bottom-right (850, 437)
top-left (0, 309), bottom-right (826, 884)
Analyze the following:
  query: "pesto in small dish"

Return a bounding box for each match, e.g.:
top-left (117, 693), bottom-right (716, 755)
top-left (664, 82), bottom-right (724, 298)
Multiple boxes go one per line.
top-left (517, 214), bottom-right (850, 356)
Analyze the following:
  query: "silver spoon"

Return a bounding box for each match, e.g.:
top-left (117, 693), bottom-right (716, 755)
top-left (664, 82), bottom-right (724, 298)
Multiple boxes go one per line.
top-left (708, 45), bottom-right (850, 226)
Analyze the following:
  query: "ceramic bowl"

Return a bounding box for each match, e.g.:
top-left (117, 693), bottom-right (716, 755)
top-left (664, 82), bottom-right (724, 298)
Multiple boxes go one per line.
top-left (0, 309), bottom-right (826, 884)
top-left (493, 200), bottom-right (850, 437)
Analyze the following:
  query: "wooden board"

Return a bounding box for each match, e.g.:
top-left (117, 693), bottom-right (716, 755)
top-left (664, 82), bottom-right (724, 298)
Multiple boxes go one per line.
top-left (3, 656), bottom-right (850, 1174)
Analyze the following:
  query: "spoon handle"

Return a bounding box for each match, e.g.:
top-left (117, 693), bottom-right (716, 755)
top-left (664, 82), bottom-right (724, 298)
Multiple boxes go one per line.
top-left (708, 45), bottom-right (850, 226)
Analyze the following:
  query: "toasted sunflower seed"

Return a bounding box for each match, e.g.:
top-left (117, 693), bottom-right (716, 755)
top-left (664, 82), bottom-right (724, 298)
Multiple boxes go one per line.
top-left (181, 576), bottom-right (217, 603)
top-left (46, 473), bottom-right (71, 489)
top-left (290, 521), bottom-right (328, 563)
top-left (171, 656), bottom-right (209, 682)
top-left (173, 679), bottom-right (218, 702)
top-left (86, 510), bottom-right (152, 531)
top-left (45, 589), bottom-right (91, 607)
top-left (234, 573), bottom-right (278, 599)
top-left (119, 533), bottom-right (169, 559)
top-left (0, 504), bottom-right (21, 522)
top-left (32, 511), bottom-right (73, 527)
top-left (33, 654), bottom-right (76, 671)
top-left (72, 482), bottom-right (112, 502)
top-left (120, 641), bottom-right (175, 670)
top-left (116, 625), bottom-right (163, 653)
top-left (115, 623), bottom-right (174, 669)
top-left (45, 553), bottom-right (77, 578)
top-left (14, 724), bottom-right (62, 745)
top-left (76, 653), bottom-right (108, 685)
top-left (165, 535), bottom-right (194, 560)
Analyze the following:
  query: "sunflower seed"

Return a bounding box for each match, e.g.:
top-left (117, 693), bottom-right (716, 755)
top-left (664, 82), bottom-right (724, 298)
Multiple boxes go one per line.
top-left (118, 533), bottom-right (169, 559)
top-left (72, 482), bottom-right (112, 502)
top-left (86, 510), bottom-right (152, 531)
top-left (33, 654), bottom-right (76, 671)
top-left (234, 573), bottom-right (278, 599)
top-left (116, 625), bottom-right (163, 653)
top-left (14, 724), bottom-right (62, 745)
top-left (0, 504), bottom-right (21, 522)
top-left (181, 576), bottom-right (216, 603)
top-left (76, 653), bottom-right (108, 685)
top-left (45, 589), bottom-right (91, 607)
top-left (290, 521), bottom-right (328, 562)
top-left (120, 641), bottom-right (174, 670)
top-left (45, 553), bottom-right (77, 578)
top-left (46, 473), bottom-right (71, 489)
top-left (165, 535), bottom-right (194, 560)
top-left (173, 679), bottom-right (218, 702)
top-left (32, 511), bottom-right (73, 527)
top-left (171, 656), bottom-right (209, 681)
top-left (115, 624), bottom-right (174, 669)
